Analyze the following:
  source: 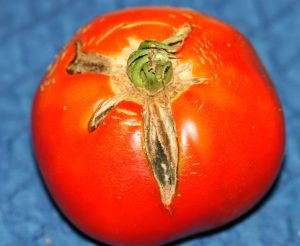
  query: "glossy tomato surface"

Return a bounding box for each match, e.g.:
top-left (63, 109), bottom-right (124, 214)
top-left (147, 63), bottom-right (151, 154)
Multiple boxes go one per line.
top-left (32, 7), bottom-right (285, 246)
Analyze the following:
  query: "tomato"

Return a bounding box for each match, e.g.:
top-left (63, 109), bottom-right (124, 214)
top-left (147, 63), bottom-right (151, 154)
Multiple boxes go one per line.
top-left (32, 7), bottom-right (285, 246)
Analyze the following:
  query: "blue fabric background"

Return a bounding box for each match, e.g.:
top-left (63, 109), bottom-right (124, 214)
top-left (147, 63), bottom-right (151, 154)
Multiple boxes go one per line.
top-left (0, 0), bottom-right (299, 245)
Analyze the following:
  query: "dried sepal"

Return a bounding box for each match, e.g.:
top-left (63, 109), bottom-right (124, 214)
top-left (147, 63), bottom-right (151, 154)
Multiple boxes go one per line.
top-left (67, 41), bottom-right (112, 75)
top-left (143, 98), bottom-right (178, 206)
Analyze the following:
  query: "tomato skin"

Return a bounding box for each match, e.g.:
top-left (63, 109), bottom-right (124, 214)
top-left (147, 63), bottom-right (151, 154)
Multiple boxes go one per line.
top-left (32, 7), bottom-right (285, 246)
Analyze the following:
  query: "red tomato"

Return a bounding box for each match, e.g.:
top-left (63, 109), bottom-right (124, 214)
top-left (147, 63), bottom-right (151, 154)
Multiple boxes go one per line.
top-left (32, 7), bottom-right (285, 246)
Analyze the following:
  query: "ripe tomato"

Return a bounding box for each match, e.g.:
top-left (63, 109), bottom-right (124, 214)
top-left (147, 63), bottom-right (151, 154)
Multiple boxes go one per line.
top-left (32, 7), bottom-right (285, 246)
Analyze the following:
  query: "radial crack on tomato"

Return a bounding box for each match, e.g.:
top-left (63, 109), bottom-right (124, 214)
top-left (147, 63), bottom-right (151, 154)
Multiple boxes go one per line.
top-left (66, 23), bottom-right (201, 206)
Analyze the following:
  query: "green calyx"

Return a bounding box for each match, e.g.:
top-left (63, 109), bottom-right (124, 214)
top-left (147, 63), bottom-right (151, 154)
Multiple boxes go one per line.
top-left (127, 24), bottom-right (192, 94)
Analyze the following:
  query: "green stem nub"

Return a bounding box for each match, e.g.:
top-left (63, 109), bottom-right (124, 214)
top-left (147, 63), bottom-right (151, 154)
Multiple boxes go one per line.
top-left (127, 24), bottom-right (192, 94)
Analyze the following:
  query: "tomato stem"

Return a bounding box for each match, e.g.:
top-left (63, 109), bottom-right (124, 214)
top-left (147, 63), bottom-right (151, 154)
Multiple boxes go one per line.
top-left (126, 24), bottom-right (192, 94)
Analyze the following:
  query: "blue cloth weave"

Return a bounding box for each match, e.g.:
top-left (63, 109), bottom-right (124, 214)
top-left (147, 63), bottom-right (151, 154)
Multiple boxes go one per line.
top-left (1, 0), bottom-right (299, 245)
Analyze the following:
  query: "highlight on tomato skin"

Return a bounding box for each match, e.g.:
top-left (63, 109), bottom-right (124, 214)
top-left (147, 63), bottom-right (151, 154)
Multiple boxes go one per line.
top-left (31, 6), bottom-right (285, 246)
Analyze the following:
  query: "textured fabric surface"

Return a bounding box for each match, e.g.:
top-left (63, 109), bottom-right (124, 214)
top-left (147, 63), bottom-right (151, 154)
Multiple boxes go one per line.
top-left (0, 0), bottom-right (299, 245)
